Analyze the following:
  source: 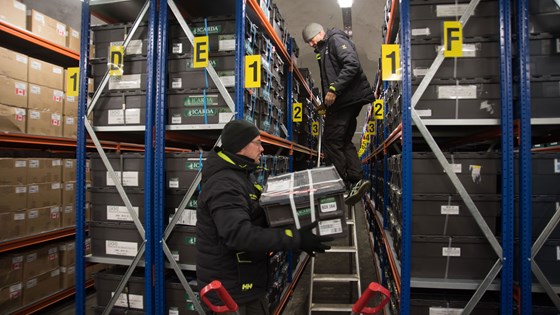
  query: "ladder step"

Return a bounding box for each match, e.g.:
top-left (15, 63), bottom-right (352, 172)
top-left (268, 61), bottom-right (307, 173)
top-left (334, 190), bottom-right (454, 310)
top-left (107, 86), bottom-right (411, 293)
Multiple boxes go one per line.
top-left (312, 273), bottom-right (359, 282)
top-left (326, 245), bottom-right (357, 253)
top-left (310, 303), bottom-right (354, 312)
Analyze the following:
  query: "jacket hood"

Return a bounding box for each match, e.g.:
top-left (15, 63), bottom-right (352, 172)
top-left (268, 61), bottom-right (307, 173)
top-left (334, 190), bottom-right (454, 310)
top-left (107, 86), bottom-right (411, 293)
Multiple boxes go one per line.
top-left (315, 28), bottom-right (349, 53)
top-left (201, 147), bottom-right (258, 184)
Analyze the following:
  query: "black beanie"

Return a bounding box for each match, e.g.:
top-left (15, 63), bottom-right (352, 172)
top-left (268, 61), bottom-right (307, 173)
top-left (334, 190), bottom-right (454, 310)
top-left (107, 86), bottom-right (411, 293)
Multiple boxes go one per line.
top-left (220, 119), bottom-right (260, 153)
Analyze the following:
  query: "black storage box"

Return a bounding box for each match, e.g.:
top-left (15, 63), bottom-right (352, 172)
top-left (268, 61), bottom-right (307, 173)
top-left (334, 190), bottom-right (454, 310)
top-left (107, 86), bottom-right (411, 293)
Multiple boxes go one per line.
top-left (91, 153), bottom-right (145, 188)
top-left (91, 187), bottom-right (145, 223)
top-left (165, 152), bottom-right (207, 189)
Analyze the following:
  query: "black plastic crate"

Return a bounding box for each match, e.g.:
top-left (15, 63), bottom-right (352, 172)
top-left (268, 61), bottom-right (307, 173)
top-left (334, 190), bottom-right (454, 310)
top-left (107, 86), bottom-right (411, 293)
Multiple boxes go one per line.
top-left (534, 239), bottom-right (560, 285)
top-left (92, 58), bottom-right (147, 91)
top-left (167, 225), bottom-right (197, 266)
top-left (412, 39), bottom-right (500, 60)
top-left (515, 153), bottom-right (560, 195)
top-left (410, 290), bottom-right (500, 314)
top-left (91, 187), bottom-right (145, 223)
top-left (90, 153), bottom-right (145, 188)
top-left (412, 57), bottom-right (500, 82)
top-left (515, 195), bottom-right (560, 240)
top-left (93, 91), bottom-right (146, 127)
top-left (92, 23), bottom-right (151, 60)
top-left (166, 189), bottom-right (199, 227)
top-left (167, 90), bottom-right (234, 126)
top-left (165, 152), bottom-right (207, 189)
top-left (90, 221), bottom-right (142, 259)
top-left (168, 54), bottom-right (236, 91)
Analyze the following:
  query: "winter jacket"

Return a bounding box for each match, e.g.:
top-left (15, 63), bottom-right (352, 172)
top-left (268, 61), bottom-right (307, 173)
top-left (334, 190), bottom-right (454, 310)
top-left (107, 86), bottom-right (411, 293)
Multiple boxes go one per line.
top-left (196, 147), bottom-right (300, 304)
top-left (316, 28), bottom-right (375, 113)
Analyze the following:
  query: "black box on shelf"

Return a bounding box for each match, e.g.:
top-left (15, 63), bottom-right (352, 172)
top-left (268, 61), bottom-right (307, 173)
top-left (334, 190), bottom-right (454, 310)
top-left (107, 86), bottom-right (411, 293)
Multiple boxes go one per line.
top-left (165, 152), bottom-right (207, 189)
top-left (166, 189), bottom-right (198, 227)
top-left (515, 195), bottom-right (560, 240)
top-left (167, 90), bottom-right (233, 126)
top-left (533, 239), bottom-right (560, 285)
top-left (260, 166), bottom-right (348, 238)
top-left (90, 153), bottom-right (145, 188)
top-left (521, 80), bottom-right (560, 119)
top-left (410, 291), bottom-right (500, 315)
top-left (515, 153), bottom-right (560, 195)
top-left (93, 91), bottom-right (146, 127)
top-left (167, 225), bottom-right (197, 266)
top-left (90, 221), bottom-right (142, 260)
top-left (91, 187), bottom-right (145, 224)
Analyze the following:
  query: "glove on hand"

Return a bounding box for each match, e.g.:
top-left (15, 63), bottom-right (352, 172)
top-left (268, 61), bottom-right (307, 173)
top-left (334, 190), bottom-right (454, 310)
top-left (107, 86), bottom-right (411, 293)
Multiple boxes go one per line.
top-left (298, 221), bottom-right (334, 256)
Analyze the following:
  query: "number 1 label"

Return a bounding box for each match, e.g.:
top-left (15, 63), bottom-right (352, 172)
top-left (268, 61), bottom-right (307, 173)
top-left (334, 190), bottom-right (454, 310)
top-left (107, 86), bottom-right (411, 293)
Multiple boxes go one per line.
top-left (66, 67), bottom-right (80, 97)
top-left (382, 44), bottom-right (401, 81)
top-left (245, 55), bottom-right (261, 88)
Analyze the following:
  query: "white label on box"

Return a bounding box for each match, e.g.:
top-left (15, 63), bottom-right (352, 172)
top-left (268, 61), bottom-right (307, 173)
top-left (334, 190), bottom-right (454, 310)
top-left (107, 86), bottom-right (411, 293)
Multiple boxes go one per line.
top-left (266, 179), bottom-right (291, 192)
top-left (15, 82), bottom-right (26, 96)
top-left (29, 160), bottom-right (39, 168)
top-left (67, 96), bottom-right (75, 102)
top-left (72, 29), bottom-right (79, 38)
top-left (51, 182), bottom-right (61, 189)
top-left (64, 205), bottom-right (73, 213)
top-left (15, 108), bottom-right (25, 120)
top-left (169, 308), bottom-right (179, 315)
top-left (16, 54), bottom-right (27, 64)
top-left (320, 198), bottom-right (338, 213)
top-left (172, 43), bottom-right (183, 54)
top-left (15, 160), bottom-right (26, 167)
top-left (429, 307), bottom-right (463, 315)
top-left (29, 210), bottom-right (38, 219)
top-left (416, 109), bottom-right (432, 117)
top-left (52, 159), bottom-right (62, 166)
top-left (109, 74), bottom-right (142, 90)
top-left (171, 78), bottom-right (182, 89)
top-left (53, 67), bottom-right (63, 74)
top-left (438, 85), bottom-right (477, 99)
top-left (176, 209), bottom-right (197, 226)
top-left (64, 183), bottom-right (74, 191)
top-left (15, 186), bottom-right (26, 193)
top-left (470, 165), bottom-right (482, 183)
top-left (106, 171), bottom-right (139, 187)
top-left (106, 240), bottom-right (138, 257)
top-left (172, 250), bottom-right (180, 261)
top-left (318, 219), bottom-right (343, 235)
top-left (169, 178), bottom-right (179, 188)
top-left (554, 159), bottom-right (560, 173)
top-left (66, 116), bottom-right (75, 125)
top-left (436, 4), bottom-right (468, 17)
top-left (34, 12), bottom-right (44, 24)
top-left (31, 60), bottom-right (41, 70)
top-left (125, 108), bottom-right (141, 124)
top-left (413, 67), bottom-right (428, 77)
top-left (112, 292), bottom-right (144, 309)
top-left (107, 205), bottom-right (138, 221)
top-left (56, 23), bottom-right (66, 36)
top-left (441, 205), bottom-right (459, 215)
top-left (27, 253), bottom-right (37, 262)
top-left (51, 268), bottom-right (60, 277)
top-left (219, 75), bottom-right (235, 87)
top-left (29, 185), bottom-right (39, 193)
top-left (450, 163), bottom-right (462, 173)
top-left (65, 160), bottom-right (74, 168)
top-left (14, 1), bottom-right (25, 10)
top-left (171, 115), bottom-right (182, 124)
top-left (26, 278), bottom-right (37, 288)
top-left (14, 213), bottom-right (25, 220)
top-left (52, 113), bottom-right (61, 126)
top-left (126, 39), bottom-right (143, 55)
top-left (53, 90), bottom-right (64, 102)
top-left (108, 109), bottom-right (124, 124)
top-left (412, 28), bottom-right (430, 36)
top-left (442, 247), bottom-right (461, 257)
top-left (219, 36), bottom-right (236, 51)
top-left (219, 112), bottom-right (234, 123)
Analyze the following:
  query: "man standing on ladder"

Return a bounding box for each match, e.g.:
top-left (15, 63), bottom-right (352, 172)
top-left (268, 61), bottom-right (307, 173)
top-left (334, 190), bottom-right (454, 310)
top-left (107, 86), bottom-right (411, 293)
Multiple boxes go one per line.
top-left (302, 23), bottom-right (374, 205)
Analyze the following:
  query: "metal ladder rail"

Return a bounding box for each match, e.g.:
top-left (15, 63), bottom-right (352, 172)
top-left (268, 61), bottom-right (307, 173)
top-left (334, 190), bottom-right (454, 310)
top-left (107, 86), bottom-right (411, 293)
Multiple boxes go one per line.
top-left (308, 204), bottom-right (362, 313)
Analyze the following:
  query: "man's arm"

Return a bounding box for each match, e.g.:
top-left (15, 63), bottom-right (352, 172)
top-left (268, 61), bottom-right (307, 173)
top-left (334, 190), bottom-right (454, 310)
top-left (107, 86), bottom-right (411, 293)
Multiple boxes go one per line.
top-left (329, 35), bottom-right (361, 95)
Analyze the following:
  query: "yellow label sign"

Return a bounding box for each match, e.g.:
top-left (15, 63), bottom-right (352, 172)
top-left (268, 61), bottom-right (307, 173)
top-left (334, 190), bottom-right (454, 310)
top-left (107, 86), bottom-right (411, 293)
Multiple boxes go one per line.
top-left (292, 102), bottom-right (303, 122)
top-left (193, 36), bottom-right (209, 68)
top-left (373, 100), bottom-right (384, 120)
top-left (367, 121), bottom-right (376, 136)
top-left (382, 44), bottom-right (401, 81)
top-left (109, 45), bottom-right (124, 76)
top-left (245, 55), bottom-right (261, 88)
top-left (66, 67), bottom-right (80, 97)
top-left (312, 121), bottom-right (319, 136)
top-left (444, 21), bottom-right (463, 57)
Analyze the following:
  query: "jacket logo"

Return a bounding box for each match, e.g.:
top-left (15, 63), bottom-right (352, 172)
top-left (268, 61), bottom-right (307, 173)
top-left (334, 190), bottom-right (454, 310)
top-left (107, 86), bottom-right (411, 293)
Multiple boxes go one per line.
top-left (341, 44), bottom-right (347, 50)
top-left (241, 283), bottom-right (253, 291)
top-left (249, 193), bottom-right (258, 200)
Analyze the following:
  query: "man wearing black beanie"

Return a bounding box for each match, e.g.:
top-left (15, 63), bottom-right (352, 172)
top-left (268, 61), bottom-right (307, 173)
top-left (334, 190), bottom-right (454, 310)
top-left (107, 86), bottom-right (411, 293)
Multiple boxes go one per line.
top-left (196, 119), bottom-right (334, 314)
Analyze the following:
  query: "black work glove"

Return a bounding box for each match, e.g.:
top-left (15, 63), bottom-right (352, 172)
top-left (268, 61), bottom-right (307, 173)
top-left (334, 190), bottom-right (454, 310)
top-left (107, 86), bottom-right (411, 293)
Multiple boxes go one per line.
top-left (298, 221), bottom-right (334, 256)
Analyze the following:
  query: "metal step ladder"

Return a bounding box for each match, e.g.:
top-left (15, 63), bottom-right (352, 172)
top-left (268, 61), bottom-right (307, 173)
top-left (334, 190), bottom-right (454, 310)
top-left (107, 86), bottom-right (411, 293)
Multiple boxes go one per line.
top-left (308, 204), bottom-right (362, 313)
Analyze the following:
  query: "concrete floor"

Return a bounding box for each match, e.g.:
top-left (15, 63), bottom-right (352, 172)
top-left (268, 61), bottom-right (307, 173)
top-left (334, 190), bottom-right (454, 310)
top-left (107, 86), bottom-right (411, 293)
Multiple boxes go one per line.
top-left (41, 202), bottom-right (379, 314)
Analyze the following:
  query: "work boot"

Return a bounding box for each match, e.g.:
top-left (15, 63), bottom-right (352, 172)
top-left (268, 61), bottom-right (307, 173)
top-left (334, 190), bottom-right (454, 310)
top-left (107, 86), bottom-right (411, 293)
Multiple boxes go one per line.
top-left (344, 179), bottom-right (371, 205)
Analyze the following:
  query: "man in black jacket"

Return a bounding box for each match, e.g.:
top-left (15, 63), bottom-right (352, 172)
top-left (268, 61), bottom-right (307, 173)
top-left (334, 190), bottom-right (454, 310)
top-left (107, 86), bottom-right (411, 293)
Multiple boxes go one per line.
top-left (302, 22), bottom-right (374, 205)
top-left (196, 119), bottom-right (333, 315)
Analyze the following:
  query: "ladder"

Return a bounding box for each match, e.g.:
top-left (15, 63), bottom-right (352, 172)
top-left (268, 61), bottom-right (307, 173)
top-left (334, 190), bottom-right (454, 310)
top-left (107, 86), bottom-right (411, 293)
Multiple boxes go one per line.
top-left (308, 204), bottom-right (362, 313)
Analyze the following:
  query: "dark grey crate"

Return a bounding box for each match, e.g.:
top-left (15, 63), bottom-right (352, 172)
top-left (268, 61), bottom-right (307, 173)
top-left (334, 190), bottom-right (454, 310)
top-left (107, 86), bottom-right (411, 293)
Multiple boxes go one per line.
top-left (530, 12), bottom-right (560, 34)
top-left (165, 152), bottom-right (207, 189)
top-left (413, 83), bottom-right (501, 119)
top-left (534, 239), bottom-right (560, 285)
top-left (529, 0), bottom-right (560, 14)
top-left (411, 57), bottom-right (500, 81)
top-left (410, 292), bottom-right (499, 314)
top-left (515, 153), bottom-right (560, 195)
top-left (94, 306), bottom-right (145, 315)
top-left (90, 221), bottom-right (142, 259)
top-left (515, 195), bottom-right (560, 240)
top-left (412, 39), bottom-right (500, 60)
top-left (91, 153), bottom-right (145, 188)
top-left (166, 189), bottom-right (199, 226)
top-left (92, 23), bottom-right (150, 60)
top-left (167, 91), bottom-right (233, 125)
top-left (410, 0), bottom-right (498, 18)
top-left (91, 187), bottom-right (145, 223)
top-left (411, 235), bottom-right (498, 279)
top-left (411, 16), bottom-right (498, 39)
top-left (167, 225), bottom-right (197, 266)
top-left (412, 194), bottom-right (501, 237)
top-left (92, 58), bottom-right (147, 91)
top-left (168, 54), bottom-right (236, 91)
top-left (93, 91), bottom-right (146, 127)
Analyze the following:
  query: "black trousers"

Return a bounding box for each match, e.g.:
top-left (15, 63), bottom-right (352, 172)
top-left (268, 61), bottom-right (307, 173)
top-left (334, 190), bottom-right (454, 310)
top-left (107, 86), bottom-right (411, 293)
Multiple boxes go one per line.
top-left (323, 105), bottom-right (363, 184)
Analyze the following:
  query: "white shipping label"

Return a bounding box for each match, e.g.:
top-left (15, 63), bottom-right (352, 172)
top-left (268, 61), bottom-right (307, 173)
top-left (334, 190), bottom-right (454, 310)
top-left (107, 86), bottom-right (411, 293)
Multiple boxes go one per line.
top-left (112, 292), bottom-right (144, 309)
top-left (266, 179), bottom-right (291, 192)
top-left (53, 90), bottom-right (64, 102)
top-left (412, 28), bottom-right (430, 36)
top-left (67, 96), bottom-right (75, 102)
top-left (171, 78), bottom-right (182, 89)
top-left (15, 160), bottom-right (26, 167)
top-left (219, 112), bottom-right (234, 123)
top-left (416, 109), bottom-right (432, 117)
top-left (441, 205), bottom-right (459, 215)
top-left (14, 1), bottom-right (25, 10)
top-left (65, 160), bottom-right (74, 168)
top-left (107, 205), bottom-right (139, 221)
top-left (51, 182), bottom-right (61, 189)
top-left (168, 178), bottom-right (179, 188)
top-left (52, 159), bottom-right (61, 166)
top-left (16, 54), bottom-right (27, 64)
top-left (53, 67), bottom-right (63, 74)
top-left (109, 74), bottom-right (142, 90)
top-left (451, 163), bottom-right (462, 173)
top-left (169, 308), bottom-right (180, 315)
top-left (28, 210), bottom-right (38, 219)
top-left (554, 159), bottom-right (560, 173)
top-left (219, 76), bottom-right (235, 87)
top-left (31, 60), bottom-right (41, 70)
top-left (51, 268), bottom-right (60, 277)
top-left (438, 85), bottom-right (477, 99)
top-left (65, 117), bottom-right (75, 125)
top-left (31, 85), bottom-right (40, 94)
top-left (125, 108), bottom-right (141, 124)
top-left (470, 165), bottom-right (482, 183)
top-left (56, 23), bottom-right (66, 36)
top-left (429, 307), bottom-right (464, 315)
top-left (219, 36), bottom-right (236, 51)
top-left (72, 29), bottom-right (79, 38)
top-left (30, 110), bottom-right (40, 119)
top-left (171, 115), bottom-right (182, 124)
top-left (26, 278), bottom-right (38, 288)
top-left (65, 205), bottom-right (73, 213)
top-left (106, 171), bottom-right (139, 187)
top-left (29, 185), bottom-right (39, 193)
top-left (108, 109), bottom-right (124, 124)
top-left (34, 12), bottom-right (44, 23)
top-left (172, 250), bottom-right (180, 261)
top-left (64, 183), bottom-right (74, 191)
top-left (172, 43), bottom-right (183, 54)
top-left (15, 82), bottom-right (26, 96)
top-left (442, 247), bottom-right (461, 257)
top-left (436, 4), bottom-right (469, 17)
top-left (126, 40), bottom-right (143, 55)
top-left (318, 219), bottom-right (343, 236)
top-left (106, 240), bottom-right (138, 257)
top-left (14, 213), bottom-right (25, 220)
top-left (320, 198), bottom-right (338, 213)
top-left (15, 186), bottom-right (26, 194)
top-left (177, 209), bottom-right (197, 226)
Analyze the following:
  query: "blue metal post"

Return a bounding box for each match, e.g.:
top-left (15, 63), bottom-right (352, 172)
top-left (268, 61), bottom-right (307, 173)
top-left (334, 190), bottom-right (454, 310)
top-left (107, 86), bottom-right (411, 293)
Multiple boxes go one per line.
top-left (517, 0), bottom-right (532, 312)
top-left (286, 38), bottom-right (294, 172)
top-left (399, 0), bottom-right (412, 313)
top-left (155, 1), bottom-right (169, 313)
top-left (75, 1), bottom-right (90, 314)
top-left (499, 0), bottom-right (514, 313)
top-left (143, 1), bottom-right (158, 313)
top-left (234, 0), bottom-right (246, 119)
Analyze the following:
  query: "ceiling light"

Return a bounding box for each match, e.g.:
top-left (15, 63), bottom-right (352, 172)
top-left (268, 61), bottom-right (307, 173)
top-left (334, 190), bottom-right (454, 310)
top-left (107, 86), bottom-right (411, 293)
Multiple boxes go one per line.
top-left (337, 0), bottom-right (353, 8)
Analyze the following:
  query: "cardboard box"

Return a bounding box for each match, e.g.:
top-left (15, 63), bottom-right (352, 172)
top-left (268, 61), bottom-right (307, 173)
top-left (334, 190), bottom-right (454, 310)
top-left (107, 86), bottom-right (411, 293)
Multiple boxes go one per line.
top-left (22, 245), bottom-right (59, 280)
top-left (63, 115), bottom-right (77, 138)
top-left (0, 185), bottom-right (27, 213)
top-left (27, 182), bottom-right (62, 209)
top-left (26, 109), bottom-right (63, 137)
top-left (26, 206), bottom-right (60, 235)
top-left (60, 265), bottom-right (75, 290)
top-left (27, 158), bottom-right (62, 184)
top-left (62, 159), bottom-right (76, 182)
top-left (58, 240), bottom-right (75, 266)
top-left (63, 94), bottom-right (78, 116)
top-left (67, 27), bottom-right (80, 52)
top-left (0, 158), bottom-right (27, 185)
top-left (0, 46), bottom-right (28, 81)
top-left (0, 76), bottom-right (27, 108)
top-left (23, 268), bottom-right (60, 305)
top-left (0, 254), bottom-right (23, 287)
top-left (0, 282), bottom-right (22, 314)
top-left (0, 104), bottom-right (26, 133)
top-left (28, 58), bottom-right (64, 90)
top-left (26, 10), bottom-right (66, 47)
top-left (60, 204), bottom-right (74, 227)
top-left (0, 211), bottom-right (26, 241)
top-left (28, 84), bottom-right (64, 112)
top-left (0, 0), bottom-right (26, 29)
top-left (62, 182), bottom-right (75, 205)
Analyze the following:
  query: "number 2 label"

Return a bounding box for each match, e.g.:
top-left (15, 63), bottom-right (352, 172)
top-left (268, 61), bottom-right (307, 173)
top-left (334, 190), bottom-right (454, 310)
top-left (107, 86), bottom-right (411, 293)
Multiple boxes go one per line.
top-left (373, 100), bottom-right (384, 120)
top-left (293, 103), bottom-right (303, 122)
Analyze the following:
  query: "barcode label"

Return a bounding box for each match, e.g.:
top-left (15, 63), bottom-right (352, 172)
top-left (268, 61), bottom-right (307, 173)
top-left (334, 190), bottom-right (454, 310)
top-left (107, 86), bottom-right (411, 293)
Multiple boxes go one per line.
top-left (318, 219), bottom-right (343, 235)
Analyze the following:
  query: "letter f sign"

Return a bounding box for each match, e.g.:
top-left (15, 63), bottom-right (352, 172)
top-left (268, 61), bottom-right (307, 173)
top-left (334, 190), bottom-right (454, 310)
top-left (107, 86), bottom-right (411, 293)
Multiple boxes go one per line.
top-left (444, 21), bottom-right (463, 58)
